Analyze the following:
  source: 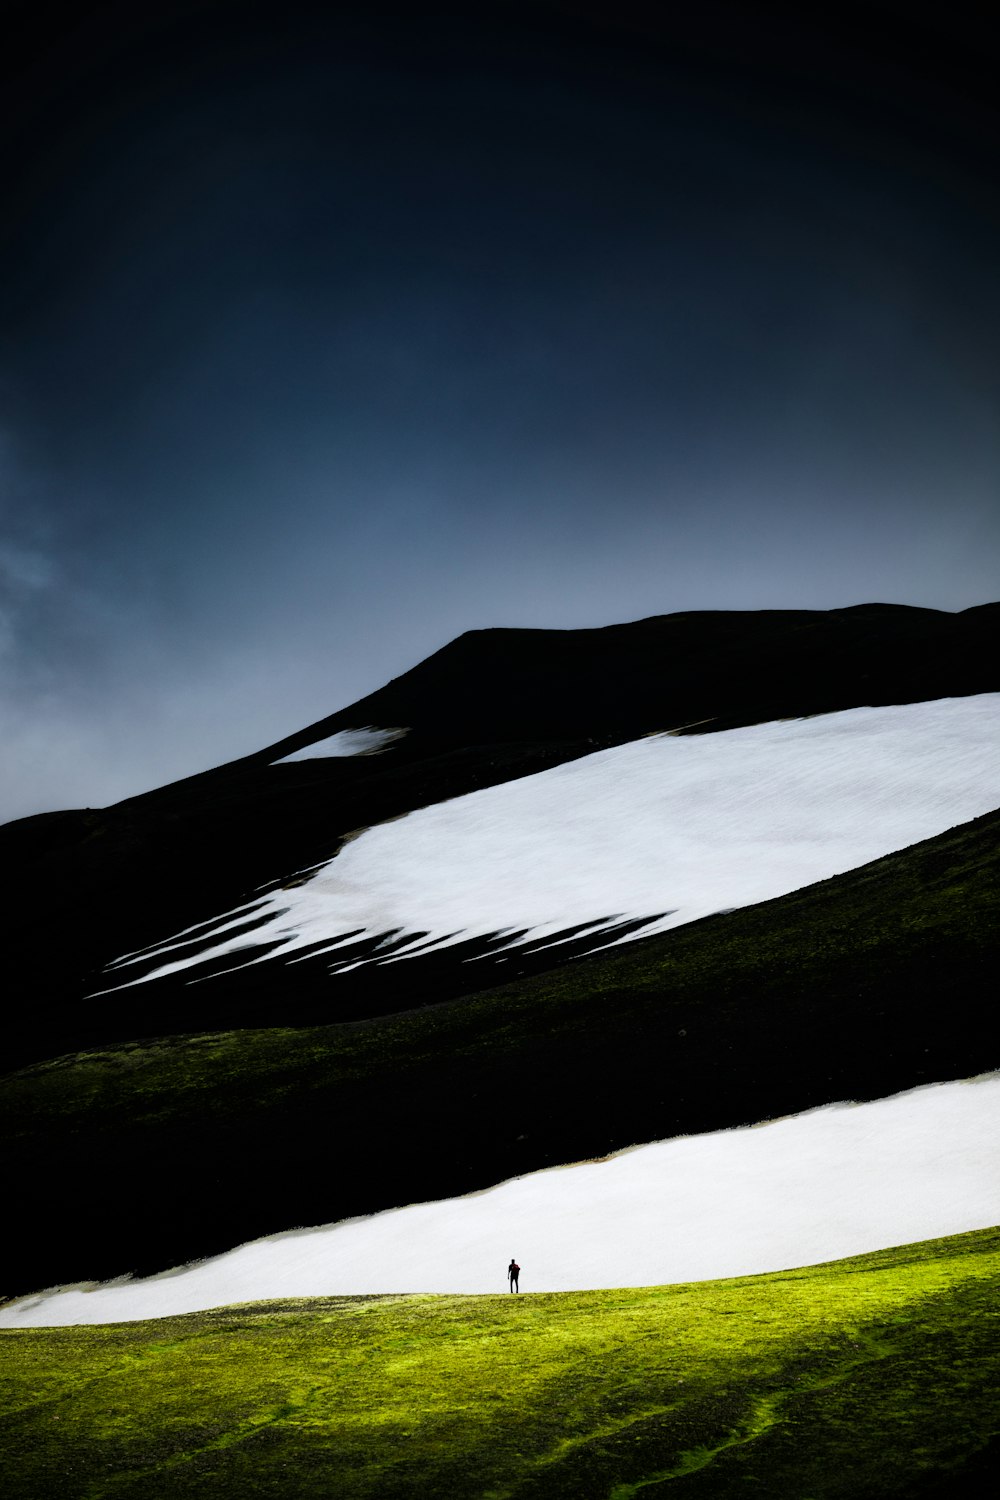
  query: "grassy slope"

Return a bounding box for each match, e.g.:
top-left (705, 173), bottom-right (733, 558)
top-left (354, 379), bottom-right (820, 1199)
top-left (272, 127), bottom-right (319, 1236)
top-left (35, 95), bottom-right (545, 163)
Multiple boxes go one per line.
top-left (3, 808), bottom-right (998, 1294)
top-left (2, 1228), bottom-right (999, 1499)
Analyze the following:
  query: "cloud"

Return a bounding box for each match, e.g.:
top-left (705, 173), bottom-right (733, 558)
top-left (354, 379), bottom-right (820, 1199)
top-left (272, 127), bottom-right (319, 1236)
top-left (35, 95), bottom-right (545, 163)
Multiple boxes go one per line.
top-left (0, 437), bottom-right (60, 672)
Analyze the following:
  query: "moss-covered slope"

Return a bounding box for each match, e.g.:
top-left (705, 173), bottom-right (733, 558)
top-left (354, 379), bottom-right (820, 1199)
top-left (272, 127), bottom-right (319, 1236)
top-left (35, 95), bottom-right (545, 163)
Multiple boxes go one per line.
top-left (2, 1227), bottom-right (999, 1499)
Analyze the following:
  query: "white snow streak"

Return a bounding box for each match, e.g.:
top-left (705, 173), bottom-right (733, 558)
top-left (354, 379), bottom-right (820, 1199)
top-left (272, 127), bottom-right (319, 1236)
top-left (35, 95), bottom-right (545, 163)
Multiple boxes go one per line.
top-left (271, 726), bottom-right (406, 761)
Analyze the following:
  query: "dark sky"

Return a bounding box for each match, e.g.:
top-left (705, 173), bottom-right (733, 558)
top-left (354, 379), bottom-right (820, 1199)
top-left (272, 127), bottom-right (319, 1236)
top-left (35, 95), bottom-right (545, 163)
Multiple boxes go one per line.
top-left (2, 0), bottom-right (999, 820)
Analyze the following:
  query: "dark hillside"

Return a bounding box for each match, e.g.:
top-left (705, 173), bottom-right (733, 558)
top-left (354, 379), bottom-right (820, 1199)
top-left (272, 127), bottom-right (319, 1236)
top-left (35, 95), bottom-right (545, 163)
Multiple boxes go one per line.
top-left (2, 603), bottom-right (998, 1067)
top-left (4, 806), bottom-right (997, 1298)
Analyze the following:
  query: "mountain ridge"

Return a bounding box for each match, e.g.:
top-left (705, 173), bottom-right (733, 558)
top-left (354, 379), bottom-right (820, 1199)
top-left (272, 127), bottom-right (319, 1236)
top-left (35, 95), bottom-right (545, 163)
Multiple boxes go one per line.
top-left (207, 599), bottom-right (1000, 771)
top-left (3, 604), bottom-right (998, 1074)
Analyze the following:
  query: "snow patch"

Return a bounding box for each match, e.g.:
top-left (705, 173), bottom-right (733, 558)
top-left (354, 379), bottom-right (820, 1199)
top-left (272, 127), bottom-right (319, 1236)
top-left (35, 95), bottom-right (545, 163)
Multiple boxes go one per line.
top-left (272, 726), bottom-right (406, 762)
top-left (4, 1074), bottom-right (998, 1325)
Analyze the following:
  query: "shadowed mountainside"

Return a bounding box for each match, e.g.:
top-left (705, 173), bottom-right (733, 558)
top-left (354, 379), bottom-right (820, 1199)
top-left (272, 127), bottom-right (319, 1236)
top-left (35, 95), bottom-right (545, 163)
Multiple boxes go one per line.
top-left (2, 602), bottom-right (999, 1070)
top-left (3, 804), bottom-right (998, 1297)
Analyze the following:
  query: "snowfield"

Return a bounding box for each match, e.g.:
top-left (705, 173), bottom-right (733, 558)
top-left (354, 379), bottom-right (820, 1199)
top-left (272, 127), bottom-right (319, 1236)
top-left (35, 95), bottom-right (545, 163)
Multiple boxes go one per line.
top-left (3, 1075), bottom-right (998, 1326)
top-left (99, 694), bottom-right (1000, 990)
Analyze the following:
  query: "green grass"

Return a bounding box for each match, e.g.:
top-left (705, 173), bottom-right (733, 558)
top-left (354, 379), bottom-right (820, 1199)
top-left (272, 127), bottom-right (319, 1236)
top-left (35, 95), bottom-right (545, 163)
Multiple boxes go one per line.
top-left (2, 1228), bottom-right (999, 1499)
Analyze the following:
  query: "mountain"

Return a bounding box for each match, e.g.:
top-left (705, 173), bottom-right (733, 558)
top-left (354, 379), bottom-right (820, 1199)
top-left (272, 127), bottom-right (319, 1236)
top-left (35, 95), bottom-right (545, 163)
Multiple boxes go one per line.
top-left (2, 602), bottom-right (999, 1302)
top-left (3, 602), bottom-right (999, 1069)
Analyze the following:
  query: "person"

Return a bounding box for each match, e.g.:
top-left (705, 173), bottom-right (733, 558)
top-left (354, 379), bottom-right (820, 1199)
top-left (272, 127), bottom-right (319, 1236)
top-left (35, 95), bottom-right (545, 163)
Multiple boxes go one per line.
top-left (508, 1257), bottom-right (520, 1293)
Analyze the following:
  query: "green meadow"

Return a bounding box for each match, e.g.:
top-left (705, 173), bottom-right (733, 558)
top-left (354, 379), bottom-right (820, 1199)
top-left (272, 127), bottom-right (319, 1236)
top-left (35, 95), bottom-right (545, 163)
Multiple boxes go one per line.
top-left (2, 1226), bottom-right (998, 1499)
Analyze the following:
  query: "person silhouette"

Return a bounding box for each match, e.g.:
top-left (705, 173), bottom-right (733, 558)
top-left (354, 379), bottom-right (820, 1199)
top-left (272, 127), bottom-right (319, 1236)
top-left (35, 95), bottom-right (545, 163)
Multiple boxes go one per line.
top-left (508, 1257), bottom-right (520, 1293)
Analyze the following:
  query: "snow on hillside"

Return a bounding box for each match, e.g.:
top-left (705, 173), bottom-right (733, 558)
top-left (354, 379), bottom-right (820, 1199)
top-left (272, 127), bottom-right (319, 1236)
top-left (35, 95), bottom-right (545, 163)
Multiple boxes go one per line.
top-left (4, 1074), bottom-right (997, 1326)
top-left (272, 727), bottom-right (406, 760)
top-left (97, 694), bottom-right (1000, 991)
